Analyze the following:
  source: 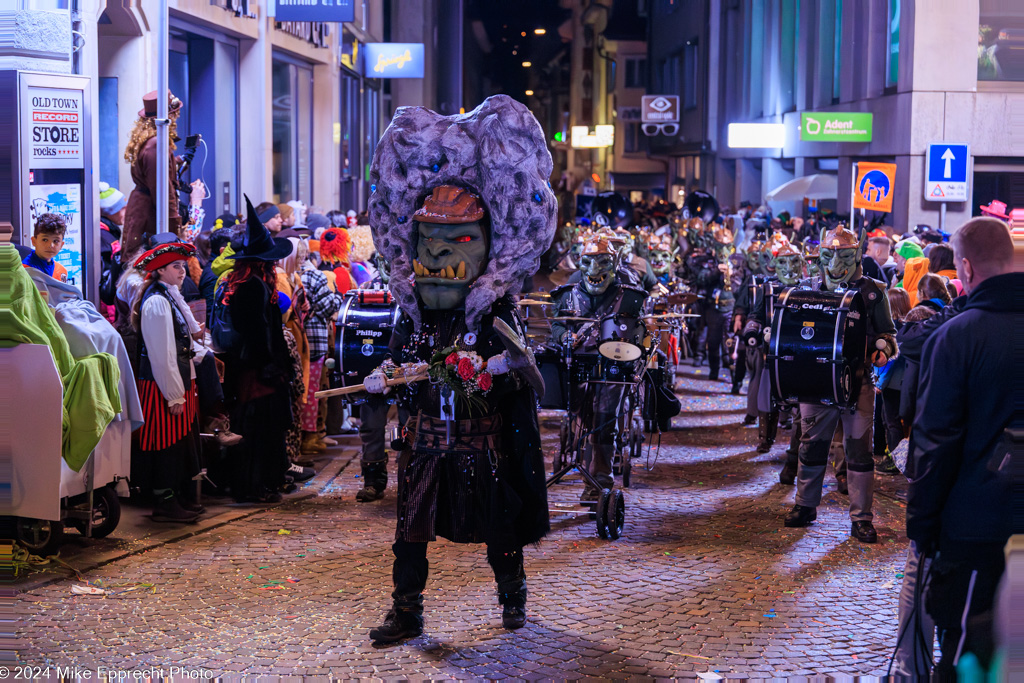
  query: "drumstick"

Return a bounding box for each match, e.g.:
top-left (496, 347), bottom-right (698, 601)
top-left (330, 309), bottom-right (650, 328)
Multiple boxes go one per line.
top-left (314, 370), bottom-right (429, 399)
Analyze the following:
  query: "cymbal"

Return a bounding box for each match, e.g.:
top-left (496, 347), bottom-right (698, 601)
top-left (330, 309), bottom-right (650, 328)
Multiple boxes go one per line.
top-left (525, 291), bottom-right (552, 298)
top-left (667, 293), bottom-right (699, 305)
top-left (643, 313), bottom-right (700, 320)
top-left (516, 300), bottom-right (552, 306)
top-left (550, 316), bottom-right (598, 323)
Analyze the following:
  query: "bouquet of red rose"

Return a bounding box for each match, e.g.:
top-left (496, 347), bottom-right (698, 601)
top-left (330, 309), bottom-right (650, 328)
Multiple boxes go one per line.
top-left (428, 346), bottom-right (495, 415)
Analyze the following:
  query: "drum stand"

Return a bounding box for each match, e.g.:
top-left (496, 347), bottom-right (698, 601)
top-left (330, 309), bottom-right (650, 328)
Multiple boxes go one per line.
top-left (545, 341), bottom-right (627, 540)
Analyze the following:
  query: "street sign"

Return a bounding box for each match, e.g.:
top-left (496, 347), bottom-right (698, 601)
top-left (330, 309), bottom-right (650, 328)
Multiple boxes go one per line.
top-left (273, 0), bottom-right (355, 23)
top-left (853, 162), bottom-right (897, 213)
top-left (924, 142), bottom-right (970, 202)
top-left (800, 112), bottom-right (873, 142)
top-left (641, 95), bottom-right (679, 123)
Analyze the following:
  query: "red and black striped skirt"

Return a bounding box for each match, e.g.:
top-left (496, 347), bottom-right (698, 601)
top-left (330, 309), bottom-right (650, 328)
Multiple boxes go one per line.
top-left (136, 379), bottom-right (199, 451)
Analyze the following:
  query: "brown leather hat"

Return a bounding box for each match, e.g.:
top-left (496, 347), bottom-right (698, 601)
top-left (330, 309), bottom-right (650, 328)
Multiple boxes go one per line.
top-left (822, 223), bottom-right (859, 248)
top-left (139, 90), bottom-right (182, 119)
top-left (413, 185), bottom-right (486, 224)
top-left (582, 235), bottom-right (618, 257)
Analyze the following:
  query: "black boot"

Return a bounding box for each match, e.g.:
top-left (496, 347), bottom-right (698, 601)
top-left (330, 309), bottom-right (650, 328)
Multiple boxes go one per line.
top-left (493, 550), bottom-right (528, 630)
top-left (498, 583), bottom-right (527, 630)
top-left (356, 462), bottom-right (387, 502)
top-left (784, 504), bottom-right (817, 527)
top-left (851, 521), bottom-right (878, 544)
top-left (779, 446), bottom-right (799, 485)
top-left (152, 493), bottom-right (200, 523)
top-left (369, 595), bottom-right (423, 644)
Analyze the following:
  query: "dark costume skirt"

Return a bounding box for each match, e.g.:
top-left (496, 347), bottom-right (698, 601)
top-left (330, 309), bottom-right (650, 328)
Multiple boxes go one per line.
top-left (397, 414), bottom-right (517, 545)
top-left (136, 379), bottom-right (198, 451)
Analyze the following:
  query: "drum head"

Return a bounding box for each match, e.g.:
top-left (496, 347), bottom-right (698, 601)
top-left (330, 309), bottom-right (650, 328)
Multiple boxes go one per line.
top-left (599, 340), bottom-right (643, 361)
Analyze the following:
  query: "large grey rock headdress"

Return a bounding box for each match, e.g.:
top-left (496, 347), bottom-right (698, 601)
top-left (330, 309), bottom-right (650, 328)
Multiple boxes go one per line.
top-left (368, 94), bottom-right (557, 332)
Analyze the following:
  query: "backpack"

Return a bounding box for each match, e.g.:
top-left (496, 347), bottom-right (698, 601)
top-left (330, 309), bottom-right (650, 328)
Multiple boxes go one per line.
top-left (210, 281), bottom-right (241, 354)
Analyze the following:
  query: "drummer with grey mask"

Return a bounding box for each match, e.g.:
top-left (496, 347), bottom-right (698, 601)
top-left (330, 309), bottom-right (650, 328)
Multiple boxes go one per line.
top-left (551, 234), bottom-right (649, 504)
top-left (783, 223), bottom-right (898, 544)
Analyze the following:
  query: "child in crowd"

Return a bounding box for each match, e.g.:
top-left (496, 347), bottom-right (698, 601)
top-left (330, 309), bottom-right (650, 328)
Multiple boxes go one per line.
top-left (23, 213), bottom-right (69, 283)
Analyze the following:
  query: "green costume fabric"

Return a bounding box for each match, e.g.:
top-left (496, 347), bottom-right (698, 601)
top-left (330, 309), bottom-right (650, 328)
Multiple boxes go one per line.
top-left (0, 244), bottom-right (121, 471)
top-left (211, 243), bottom-right (237, 279)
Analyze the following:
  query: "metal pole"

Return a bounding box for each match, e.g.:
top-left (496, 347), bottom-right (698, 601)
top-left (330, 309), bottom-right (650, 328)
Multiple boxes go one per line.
top-left (155, 0), bottom-right (170, 235)
top-left (849, 162), bottom-right (857, 225)
top-left (939, 202), bottom-right (946, 234)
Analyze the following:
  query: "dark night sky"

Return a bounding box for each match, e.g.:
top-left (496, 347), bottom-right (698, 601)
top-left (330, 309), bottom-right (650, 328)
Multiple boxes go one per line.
top-left (467, 0), bottom-right (572, 100)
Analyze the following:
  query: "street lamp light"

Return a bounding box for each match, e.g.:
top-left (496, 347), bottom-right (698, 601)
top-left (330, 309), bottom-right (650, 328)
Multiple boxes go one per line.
top-left (522, 61), bottom-right (532, 67)
top-left (534, 28), bottom-right (546, 35)
top-left (525, 90), bottom-right (535, 96)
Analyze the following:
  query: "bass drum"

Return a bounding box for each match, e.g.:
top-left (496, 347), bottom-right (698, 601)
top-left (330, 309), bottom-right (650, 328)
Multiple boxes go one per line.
top-left (767, 287), bottom-right (868, 407)
top-left (334, 289), bottom-right (401, 389)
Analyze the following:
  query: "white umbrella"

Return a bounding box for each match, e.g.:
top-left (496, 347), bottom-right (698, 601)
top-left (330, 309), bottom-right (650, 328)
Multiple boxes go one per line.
top-left (765, 174), bottom-right (838, 202)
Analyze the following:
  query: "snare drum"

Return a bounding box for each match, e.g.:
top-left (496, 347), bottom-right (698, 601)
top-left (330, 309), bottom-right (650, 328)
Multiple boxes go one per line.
top-left (598, 314), bottom-right (646, 362)
top-left (333, 289), bottom-right (401, 389)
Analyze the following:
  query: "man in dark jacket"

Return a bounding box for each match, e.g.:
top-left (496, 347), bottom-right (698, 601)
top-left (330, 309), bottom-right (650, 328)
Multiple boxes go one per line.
top-left (906, 216), bottom-right (1019, 678)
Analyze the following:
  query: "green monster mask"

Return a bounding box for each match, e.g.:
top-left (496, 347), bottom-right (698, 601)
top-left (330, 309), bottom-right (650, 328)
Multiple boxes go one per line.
top-left (579, 236), bottom-right (619, 296)
top-left (648, 245), bottom-right (673, 277)
top-left (818, 224), bottom-right (864, 291)
top-left (745, 246), bottom-right (764, 273)
top-left (408, 186), bottom-right (493, 310)
top-left (413, 220), bottom-right (489, 309)
top-left (771, 243), bottom-right (806, 286)
top-left (805, 252), bottom-right (821, 278)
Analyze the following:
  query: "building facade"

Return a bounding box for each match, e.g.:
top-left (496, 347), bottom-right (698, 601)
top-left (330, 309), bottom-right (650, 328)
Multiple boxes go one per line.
top-left (92, 0), bottom-right (387, 220)
top-left (647, 0), bottom-right (1024, 232)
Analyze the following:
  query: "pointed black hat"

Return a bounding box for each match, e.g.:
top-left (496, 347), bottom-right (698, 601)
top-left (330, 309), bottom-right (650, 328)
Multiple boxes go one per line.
top-left (228, 194), bottom-right (294, 262)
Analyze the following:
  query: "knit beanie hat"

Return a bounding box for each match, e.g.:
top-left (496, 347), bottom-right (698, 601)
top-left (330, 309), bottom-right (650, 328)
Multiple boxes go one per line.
top-left (99, 182), bottom-right (127, 215)
top-left (895, 240), bottom-right (924, 261)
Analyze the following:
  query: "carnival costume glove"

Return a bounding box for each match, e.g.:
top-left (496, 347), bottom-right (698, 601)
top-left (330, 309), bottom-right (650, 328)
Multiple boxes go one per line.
top-left (364, 372), bottom-right (389, 395)
top-left (487, 352), bottom-right (510, 376)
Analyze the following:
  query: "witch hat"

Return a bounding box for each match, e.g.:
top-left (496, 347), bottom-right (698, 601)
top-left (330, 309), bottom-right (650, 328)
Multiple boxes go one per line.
top-left (228, 194), bottom-right (294, 262)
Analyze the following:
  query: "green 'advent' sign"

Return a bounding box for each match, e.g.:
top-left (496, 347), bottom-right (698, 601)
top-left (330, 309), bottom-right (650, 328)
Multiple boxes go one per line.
top-left (800, 112), bottom-right (873, 142)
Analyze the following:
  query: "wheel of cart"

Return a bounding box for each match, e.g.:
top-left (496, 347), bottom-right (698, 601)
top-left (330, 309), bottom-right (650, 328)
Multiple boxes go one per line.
top-left (66, 485), bottom-right (122, 539)
top-left (15, 518), bottom-right (64, 557)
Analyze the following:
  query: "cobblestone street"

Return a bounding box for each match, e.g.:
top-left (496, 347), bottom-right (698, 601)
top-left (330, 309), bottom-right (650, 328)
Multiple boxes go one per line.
top-left (17, 369), bottom-right (911, 679)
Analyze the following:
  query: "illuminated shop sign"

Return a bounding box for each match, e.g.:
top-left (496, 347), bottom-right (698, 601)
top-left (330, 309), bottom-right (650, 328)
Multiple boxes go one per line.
top-left (363, 43), bottom-right (425, 78)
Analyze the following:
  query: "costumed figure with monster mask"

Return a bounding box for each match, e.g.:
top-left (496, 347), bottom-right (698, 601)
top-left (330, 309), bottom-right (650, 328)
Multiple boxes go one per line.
top-left (743, 237), bottom-right (805, 455)
top-left (361, 96), bottom-right (556, 643)
top-left (550, 234), bottom-right (648, 503)
top-left (783, 223), bottom-right (897, 544)
top-left (692, 223), bottom-right (739, 381)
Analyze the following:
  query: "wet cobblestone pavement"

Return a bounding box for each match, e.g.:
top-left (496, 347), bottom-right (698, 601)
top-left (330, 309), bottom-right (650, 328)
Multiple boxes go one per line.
top-left (17, 368), bottom-right (910, 679)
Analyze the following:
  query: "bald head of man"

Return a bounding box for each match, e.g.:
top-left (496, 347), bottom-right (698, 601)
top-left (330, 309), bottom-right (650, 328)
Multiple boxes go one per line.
top-left (950, 217), bottom-right (1014, 294)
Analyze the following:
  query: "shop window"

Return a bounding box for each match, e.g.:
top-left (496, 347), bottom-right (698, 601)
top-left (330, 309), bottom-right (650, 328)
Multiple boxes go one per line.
top-left (97, 77), bottom-right (118, 189)
top-left (624, 57), bottom-right (646, 88)
top-left (272, 56), bottom-right (313, 204)
top-left (623, 122), bottom-right (641, 153)
top-left (979, 0), bottom-right (1024, 81)
top-left (683, 41), bottom-right (698, 109)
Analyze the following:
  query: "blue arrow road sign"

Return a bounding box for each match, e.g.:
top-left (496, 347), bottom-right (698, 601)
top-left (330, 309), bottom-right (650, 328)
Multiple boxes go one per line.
top-left (925, 143), bottom-right (970, 202)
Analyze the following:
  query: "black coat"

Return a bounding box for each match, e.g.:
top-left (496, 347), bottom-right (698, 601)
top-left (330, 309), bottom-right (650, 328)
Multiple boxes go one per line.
top-left (905, 272), bottom-right (1022, 557)
top-left (896, 296), bottom-right (967, 422)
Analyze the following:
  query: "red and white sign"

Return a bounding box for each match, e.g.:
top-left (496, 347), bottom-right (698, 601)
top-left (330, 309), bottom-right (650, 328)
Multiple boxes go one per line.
top-left (641, 95), bottom-right (679, 124)
top-left (24, 86), bottom-right (83, 169)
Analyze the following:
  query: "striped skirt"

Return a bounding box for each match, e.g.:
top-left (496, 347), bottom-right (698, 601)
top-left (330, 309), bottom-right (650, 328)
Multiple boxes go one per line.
top-left (136, 379), bottom-right (199, 451)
